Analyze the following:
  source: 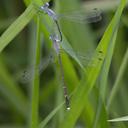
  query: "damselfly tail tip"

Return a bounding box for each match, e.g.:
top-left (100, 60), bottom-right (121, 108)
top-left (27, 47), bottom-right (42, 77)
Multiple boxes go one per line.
top-left (65, 96), bottom-right (70, 111)
top-left (66, 107), bottom-right (70, 111)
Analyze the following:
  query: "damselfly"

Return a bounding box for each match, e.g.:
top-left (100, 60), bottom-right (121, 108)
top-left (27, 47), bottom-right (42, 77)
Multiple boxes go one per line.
top-left (32, 2), bottom-right (102, 110)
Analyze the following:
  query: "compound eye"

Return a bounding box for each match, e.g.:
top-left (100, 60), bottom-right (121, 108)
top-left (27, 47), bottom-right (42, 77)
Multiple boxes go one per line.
top-left (46, 2), bottom-right (49, 7)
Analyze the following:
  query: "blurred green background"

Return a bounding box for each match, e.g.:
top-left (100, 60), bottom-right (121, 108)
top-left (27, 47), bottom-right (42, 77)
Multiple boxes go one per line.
top-left (0, 0), bottom-right (128, 128)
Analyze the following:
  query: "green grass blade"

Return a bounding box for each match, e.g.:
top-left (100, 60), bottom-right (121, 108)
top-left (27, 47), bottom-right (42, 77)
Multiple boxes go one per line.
top-left (0, 59), bottom-right (28, 118)
top-left (100, 29), bottom-right (118, 100)
top-left (107, 47), bottom-right (128, 109)
top-left (92, 88), bottom-right (109, 128)
top-left (30, 16), bottom-right (41, 128)
top-left (39, 103), bottom-right (64, 128)
top-left (0, 3), bottom-right (37, 53)
top-left (39, 79), bottom-right (57, 104)
top-left (59, 0), bottom-right (126, 127)
top-left (108, 116), bottom-right (128, 122)
top-left (92, 29), bottom-right (118, 128)
top-left (0, 17), bottom-right (16, 30)
top-left (61, 52), bottom-right (94, 127)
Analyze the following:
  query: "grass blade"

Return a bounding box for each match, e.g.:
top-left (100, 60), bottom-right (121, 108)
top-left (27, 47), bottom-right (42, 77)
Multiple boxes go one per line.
top-left (107, 47), bottom-right (128, 109)
top-left (39, 103), bottom-right (64, 128)
top-left (0, 59), bottom-right (28, 118)
top-left (0, 3), bottom-right (37, 53)
top-left (108, 116), bottom-right (128, 122)
top-left (30, 16), bottom-right (41, 128)
top-left (92, 29), bottom-right (118, 128)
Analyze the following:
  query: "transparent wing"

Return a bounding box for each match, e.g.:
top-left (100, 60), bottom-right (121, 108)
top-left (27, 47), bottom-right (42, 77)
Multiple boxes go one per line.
top-left (16, 54), bottom-right (55, 83)
top-left (16, 48), bottom-right (103, 83)
top-left (59, 48), bottom-right (103, 67)
top-left (57, 9), bottom-right (102, 24)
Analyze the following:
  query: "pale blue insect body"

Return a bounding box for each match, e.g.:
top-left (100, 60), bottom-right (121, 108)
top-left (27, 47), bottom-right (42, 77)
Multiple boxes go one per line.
top-left (40, 2), bottom-right (58, 21)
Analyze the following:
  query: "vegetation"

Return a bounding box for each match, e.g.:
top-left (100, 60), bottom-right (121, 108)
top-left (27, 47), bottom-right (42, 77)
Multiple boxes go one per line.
top-left (0, 0), bottom-right (128, 128)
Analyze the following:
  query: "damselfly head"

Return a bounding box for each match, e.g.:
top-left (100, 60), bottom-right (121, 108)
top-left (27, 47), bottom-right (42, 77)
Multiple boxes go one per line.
top-left (40, 2), bottom-right (49, 10)
top-left (43, 2), bottom-right (49, 8)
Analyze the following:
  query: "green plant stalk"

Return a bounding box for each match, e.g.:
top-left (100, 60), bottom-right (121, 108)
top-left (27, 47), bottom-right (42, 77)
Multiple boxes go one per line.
top-left (108, 115), bottom-right (128, 122)
top-left (61, 53), bottom-right (94, 127)
top-left (92, 29), bottom-right (118, 128)
top-left (100, 30), bottom-right (118, 101)
top-left (0, 60), bottom-right (28, 118)
top-left (0, 17), bottom-right (16, 30)
top-left (91, 87), bottom-right (108, 128)
top-left (107, 47), bottom-right (128, 109)
top-left (39, 103), bottom-right (64, 128)
top-left (30, 16), bottom-right (41, 128)
top-left (0, 3), bottom-right (37, 53)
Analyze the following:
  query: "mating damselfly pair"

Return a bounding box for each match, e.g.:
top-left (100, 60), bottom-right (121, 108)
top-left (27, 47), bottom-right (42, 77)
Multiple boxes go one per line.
top-left (20, 2), bottom-right (103, 110)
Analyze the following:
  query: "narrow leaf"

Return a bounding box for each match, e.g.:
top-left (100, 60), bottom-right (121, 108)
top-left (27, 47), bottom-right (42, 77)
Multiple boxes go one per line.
top-left (0, 3), bottom-right (37, 53)
top-left (108, 116), bottom-right (128, 122)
